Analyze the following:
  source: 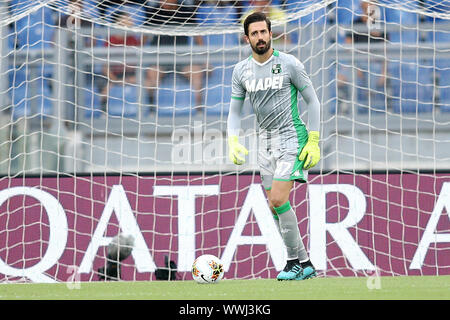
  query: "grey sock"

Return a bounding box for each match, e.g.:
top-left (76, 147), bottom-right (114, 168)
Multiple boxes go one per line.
top-left (274, 202), bottom-right (300, 260)
top-left (273, 206), bottom-right (309, 262)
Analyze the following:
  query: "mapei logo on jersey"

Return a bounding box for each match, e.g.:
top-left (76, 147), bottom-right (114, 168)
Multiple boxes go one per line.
top-left (244, 75), bottom-right (284, 92)
top-left (272, 64), bottom-right (282, 74)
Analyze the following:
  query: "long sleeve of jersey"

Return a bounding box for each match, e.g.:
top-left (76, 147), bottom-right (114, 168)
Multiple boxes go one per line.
top-left (288, 56), bottom-right (321, 133)
top-left (299, 85), bottom-right (320, 132)
top-left (227, 97), bottom-right (245, 137)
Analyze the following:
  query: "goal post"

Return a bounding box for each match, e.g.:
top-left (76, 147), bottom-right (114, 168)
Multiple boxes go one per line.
top-left (0, 0), bottom-right (449, 283)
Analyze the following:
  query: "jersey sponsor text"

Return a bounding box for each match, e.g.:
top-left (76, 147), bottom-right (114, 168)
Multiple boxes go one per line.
top-left (244, 75), bottom-right (284, 92)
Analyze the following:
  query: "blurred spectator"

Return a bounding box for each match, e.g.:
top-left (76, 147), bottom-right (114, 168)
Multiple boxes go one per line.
top-left (57, 0), bottom-right (103, 121)
top-left (145, 0), bottom-right (205, 109)
top-left (240, 0), bottom-right (289, 44)
top-left (337, 0), bottom-right (386, 113)
top-left (97, 9), bottom-right (144, 117)
top-left (384, 1), bottom-right (419, 43)
top-left (9, 4), bottom-right (55, 119)
top-left (58, 0), bottom-right (94, 29)
top-left (58, 0), bottom-right (101, 50)
top-left (345, 0), bottom-right (385, 44)
top-left (100, 10), bottom-right (142, 95)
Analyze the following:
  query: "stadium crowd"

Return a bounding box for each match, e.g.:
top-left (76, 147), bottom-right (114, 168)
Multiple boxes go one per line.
top-left (3, 0), bottom-right (450, 119)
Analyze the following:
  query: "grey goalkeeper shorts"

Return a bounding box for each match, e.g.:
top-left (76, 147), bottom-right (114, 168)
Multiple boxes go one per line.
top-left (257, 136), bottom-right (309, 191)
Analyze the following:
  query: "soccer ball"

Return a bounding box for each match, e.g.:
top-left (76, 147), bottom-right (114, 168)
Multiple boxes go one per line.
top-left (191, 254), bottom-right (224, 284)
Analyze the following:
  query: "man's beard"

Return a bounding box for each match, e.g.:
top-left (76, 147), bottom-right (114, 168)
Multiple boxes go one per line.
top-left (251, 39), bottom-right (271, 55)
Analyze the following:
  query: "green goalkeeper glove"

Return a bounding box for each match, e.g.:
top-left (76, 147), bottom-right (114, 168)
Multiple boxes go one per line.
top-left (228, 135), bottom-right (248, 165)
top-left (299, 131), bottom-right (320, 170)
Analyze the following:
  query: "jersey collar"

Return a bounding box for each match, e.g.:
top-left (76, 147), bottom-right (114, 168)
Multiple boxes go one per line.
top-left (249, 49), bottom-right (279, 66)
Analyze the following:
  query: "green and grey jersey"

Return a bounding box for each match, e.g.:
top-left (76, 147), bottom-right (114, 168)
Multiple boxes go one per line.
top-left (230, 49), bottom-right (320, 151)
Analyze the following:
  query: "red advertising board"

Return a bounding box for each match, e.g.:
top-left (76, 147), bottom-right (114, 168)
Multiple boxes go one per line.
top-left (0, 172), bottom-right (449, 283)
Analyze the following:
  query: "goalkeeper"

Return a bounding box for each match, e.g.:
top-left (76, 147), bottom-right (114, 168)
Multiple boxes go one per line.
top-left (227, 12), bottom-right (321, 281)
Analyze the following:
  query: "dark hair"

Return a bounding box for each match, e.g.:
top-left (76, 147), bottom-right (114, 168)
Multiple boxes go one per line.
top-left (243, 12), bottom-right (271, 36)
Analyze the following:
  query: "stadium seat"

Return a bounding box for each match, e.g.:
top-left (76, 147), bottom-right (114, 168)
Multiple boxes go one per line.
top-left (287, 0), bottom-right (327, 44)
top-left (197, 4), bottom-right (239, 47)
top-left (10, 1), bottom-right (54, 22)
top-left (82, 0), bottom-right (103, 20)
top-left (383, 3), bottom-right (419, 24)
top-left (388, 29), bottom-right (419, 44)
top-left (15, 23), bottom-right (55, 50)
top-left (425, 26), bottom-right (450, 46)
top-left (10, 82), bottom-right (54, 120)
top-left (80, 87), bottom-right (103, 118)
top-left (9, 67), bottom-right (53, 119)
top-left (11, 63), bottom-right (55, 95)
top-left (389, 61), bottom-right (434, 113)
top-left (156, 73), bottom-right (194, 117)
top-left (107, 85), bottom-right (139, 117)
top-left (206, 64), bottom-right (233, 86)
top-left (156, 87), bottom-right (194, 117)
top-left (36, 83), bottom-right (54, 117)
top-left (432, 30), bottom-right (450, 43)
top-left (356, 62), bottom-right (387, 114)
top-left (203, 34), bottom-right (239, 47)
top-left (326, 67), bottom-right (338, 114)
top-left (9, 68), bottom-right (27, 88)
top-left (204, 85), bottom-right (232, 116)
top-left (12, 7), bottom-right (56, 84)
top-left (285, 0), bottom-right (327, 26)
top-left (435, 59), bottom-right (450, 112)
top-left (437, 64), bottom-right (450, 112)
top-left (424, 0), bottom-right (450, 18)
top-left (328, 63), bottom-right (359, 114)
top-left (335, 0), bottom-right (362, 25)
top-left (10, 85), bottom-right (28, 119)
top-left (440, 89), bottom-right (450, 112)
top-left (14, 6), bottom-right (55, 49)
top-left (197, 3), bottom-right (238, 25)
top-left (7, 25), bottom-right (16, 49)
top-left (424, 0), bottom-right (450, 44)
top-left (383, 3), bottom-right (419, 43)
top-left (203, 65), bottom-right (233, 116)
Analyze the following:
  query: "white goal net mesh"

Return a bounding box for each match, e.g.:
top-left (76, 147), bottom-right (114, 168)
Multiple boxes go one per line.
top-left (0, 0), bottom-right (449, 283)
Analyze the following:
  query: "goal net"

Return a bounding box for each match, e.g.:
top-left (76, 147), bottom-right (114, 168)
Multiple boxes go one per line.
top-left (0, 0), bottom-right (449, 283)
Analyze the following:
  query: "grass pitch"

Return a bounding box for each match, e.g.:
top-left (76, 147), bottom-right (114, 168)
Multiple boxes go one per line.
top-left (0, 275), bottom-right (449, 300)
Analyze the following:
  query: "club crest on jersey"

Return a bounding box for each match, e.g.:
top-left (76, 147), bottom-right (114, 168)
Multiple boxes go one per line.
top-left (244, 75), bottom-right (284, 92)
top-left (272, 64), bottom-right (282, 74)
